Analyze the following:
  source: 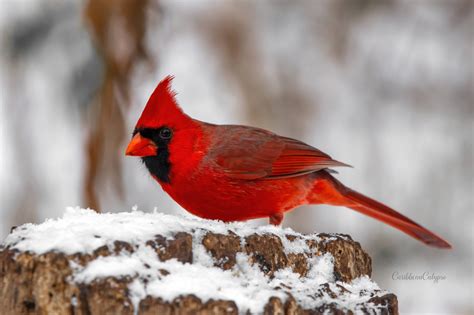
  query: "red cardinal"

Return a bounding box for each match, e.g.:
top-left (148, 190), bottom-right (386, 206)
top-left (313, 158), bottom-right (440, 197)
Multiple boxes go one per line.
top-left (126, 76), bottom-right (451, 249)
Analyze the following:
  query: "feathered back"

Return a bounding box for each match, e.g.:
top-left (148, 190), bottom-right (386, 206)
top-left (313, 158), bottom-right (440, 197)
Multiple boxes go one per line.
top-left (135, 76), bottom-right (193, 129)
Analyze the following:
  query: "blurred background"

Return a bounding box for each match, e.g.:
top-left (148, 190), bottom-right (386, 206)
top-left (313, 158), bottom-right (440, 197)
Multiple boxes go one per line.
top-left (0, 0), bottom-right (472, 313)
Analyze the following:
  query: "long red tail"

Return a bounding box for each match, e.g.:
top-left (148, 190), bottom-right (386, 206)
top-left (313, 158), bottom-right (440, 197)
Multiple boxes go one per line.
top-left (310, 172), bottom-right (452, 249)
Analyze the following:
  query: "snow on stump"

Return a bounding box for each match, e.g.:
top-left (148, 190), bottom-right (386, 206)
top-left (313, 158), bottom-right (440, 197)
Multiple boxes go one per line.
top-left (0, 208), bottom-right (398, 314)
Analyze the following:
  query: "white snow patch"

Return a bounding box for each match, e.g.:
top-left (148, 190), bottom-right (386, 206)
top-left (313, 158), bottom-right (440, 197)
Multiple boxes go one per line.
top-left (4, 207), bottom-right (319, 255)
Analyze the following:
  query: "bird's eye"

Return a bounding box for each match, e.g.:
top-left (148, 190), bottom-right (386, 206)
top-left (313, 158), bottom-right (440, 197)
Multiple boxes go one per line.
top-left (159, 127), bottom-right (172, 140)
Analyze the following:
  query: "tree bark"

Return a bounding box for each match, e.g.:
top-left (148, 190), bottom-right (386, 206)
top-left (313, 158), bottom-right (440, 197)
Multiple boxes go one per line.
top-left (1, 225), bottom-right (398, 314)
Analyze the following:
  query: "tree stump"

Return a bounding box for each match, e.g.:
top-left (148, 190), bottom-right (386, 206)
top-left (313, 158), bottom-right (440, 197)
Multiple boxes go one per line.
top-left (0, 208), bottom-right (398, 314)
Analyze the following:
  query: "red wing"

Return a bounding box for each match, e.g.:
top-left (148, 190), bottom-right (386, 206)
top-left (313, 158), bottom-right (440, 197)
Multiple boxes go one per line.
top-left (269, 137), bottom-right (349, 179)
top-left (210, 126), bottom-right (349, 180)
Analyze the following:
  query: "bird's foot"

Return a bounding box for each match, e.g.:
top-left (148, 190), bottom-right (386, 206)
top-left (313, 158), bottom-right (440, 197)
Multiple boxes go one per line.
top-left (269, 213), bottom-right (284, 226)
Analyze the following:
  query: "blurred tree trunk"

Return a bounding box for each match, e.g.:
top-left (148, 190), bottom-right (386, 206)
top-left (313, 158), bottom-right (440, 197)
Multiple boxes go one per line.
top-left (83, 0), bottom-right (151, 211)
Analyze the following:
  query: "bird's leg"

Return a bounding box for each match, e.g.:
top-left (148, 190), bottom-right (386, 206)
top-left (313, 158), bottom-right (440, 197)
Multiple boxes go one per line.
top-left (269, 213), bottom-right (284, 226)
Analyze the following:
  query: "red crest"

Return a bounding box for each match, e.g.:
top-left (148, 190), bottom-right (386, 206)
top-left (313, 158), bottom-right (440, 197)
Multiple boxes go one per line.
top-left (135, 76), bottom-right (192, 129)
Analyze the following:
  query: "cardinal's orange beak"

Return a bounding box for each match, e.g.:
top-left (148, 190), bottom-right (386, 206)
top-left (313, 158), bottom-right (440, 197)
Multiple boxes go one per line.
top-left (125, 134), bottom-right (157, 157)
